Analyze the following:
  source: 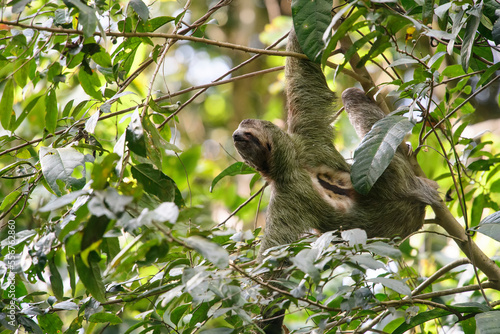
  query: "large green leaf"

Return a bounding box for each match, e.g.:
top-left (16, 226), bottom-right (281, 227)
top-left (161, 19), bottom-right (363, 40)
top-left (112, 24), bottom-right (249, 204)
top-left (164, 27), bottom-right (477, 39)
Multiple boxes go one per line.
top-left (461, 5), bottom-right (481, 72)
top-left (129, 0), bottom-right (149, 21)
top-left (368, 277), bottom-right (411, 296)
top-left (291, 0), bottom-right (333, 62)
top-left (321, 8), bottom-right (366, 65)
top-left (184, 236), bottom-right (229, 269)
top-left (81, 215), bottom-right (111, 251)
top-left (11, 94), bottom-right (42, 131)
top-left (74, 252), bottom-right (107, 303)
top-left (39, 147), bottom-right (94, 196)
top-left (468, 158), bottom-right (500, 171)
top-left (78, 67), bottom-right (102, 100)
top-left (476, 62), bottom-right (500, 87)
top-left (48, 258), bottom-right (64, 301)
top-left (131, 163), bottom-right (176, 202)
top-left (45, 88), bottom-right (58, 134)
top-left (210, 162), bottom-right (255, 192)
top-left (0, 78), bottom-right (14, 130)
top-left (39, 189), bottom-right (88, 212)
top-left (126, 109), bottom-right (147, 157)
top-left (351, 116), bottom-right (414, 195)
top-left (138, 16), bottom-right (175, 33)
top-left (493, 18), bottom-right (500, 44)
top-left (292, 248), bottom-right (321, 283)
top-left (392, 309), bottom-right (451, 334)
top-left (476, 311), bottom-right (500, 334)
top-left (37, 313), bottom-right (63, 334)
top-left (67, 0), bottom-right (97, 38)
top-left (422, 0), bottom-right (435, 24)
top-left (471, 210), bottom-right (500, 242)
top-left (88, 312), bottom-right (122, 324)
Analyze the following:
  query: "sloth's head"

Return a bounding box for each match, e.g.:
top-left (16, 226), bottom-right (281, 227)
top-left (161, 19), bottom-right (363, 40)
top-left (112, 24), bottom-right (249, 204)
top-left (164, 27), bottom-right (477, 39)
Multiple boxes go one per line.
top-left (233, 119), bottom-right (292, 178)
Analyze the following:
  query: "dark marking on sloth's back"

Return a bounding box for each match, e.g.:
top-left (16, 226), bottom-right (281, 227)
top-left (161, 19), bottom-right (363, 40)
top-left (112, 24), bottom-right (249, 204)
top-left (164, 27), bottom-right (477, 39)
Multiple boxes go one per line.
top-left (317, 175), bottom-right (351, 197)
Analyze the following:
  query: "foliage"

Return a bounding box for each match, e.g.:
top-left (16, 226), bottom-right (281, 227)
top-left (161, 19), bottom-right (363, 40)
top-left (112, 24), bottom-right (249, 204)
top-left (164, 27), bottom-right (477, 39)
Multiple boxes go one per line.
top-left (1, 0), bottom-right (500, 333)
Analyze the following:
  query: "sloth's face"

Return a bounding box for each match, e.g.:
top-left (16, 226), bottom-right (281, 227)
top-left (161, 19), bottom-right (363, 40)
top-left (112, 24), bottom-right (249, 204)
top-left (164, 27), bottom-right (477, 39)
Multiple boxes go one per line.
top-left (232, 119), bottom-right (274, 174)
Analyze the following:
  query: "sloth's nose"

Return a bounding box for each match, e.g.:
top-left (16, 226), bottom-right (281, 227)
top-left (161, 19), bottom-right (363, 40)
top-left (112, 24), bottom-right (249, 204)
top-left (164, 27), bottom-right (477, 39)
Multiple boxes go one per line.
top-left (232, 130), bottom-right (244, 142)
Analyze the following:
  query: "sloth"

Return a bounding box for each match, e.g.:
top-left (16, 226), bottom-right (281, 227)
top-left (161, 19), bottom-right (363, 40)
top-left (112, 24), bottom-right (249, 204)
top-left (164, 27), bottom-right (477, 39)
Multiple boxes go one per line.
top-left (232, 29), bottom-right (440, 332)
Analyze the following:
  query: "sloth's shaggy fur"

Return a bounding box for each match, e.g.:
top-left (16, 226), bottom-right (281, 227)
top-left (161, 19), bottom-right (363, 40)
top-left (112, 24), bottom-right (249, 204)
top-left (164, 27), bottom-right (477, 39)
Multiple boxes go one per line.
top-left (232, 29), bottom-right (440, 333)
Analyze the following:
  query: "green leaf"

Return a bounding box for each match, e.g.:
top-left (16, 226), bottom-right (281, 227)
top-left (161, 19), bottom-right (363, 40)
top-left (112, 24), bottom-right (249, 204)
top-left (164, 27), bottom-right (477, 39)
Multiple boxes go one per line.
top-left (472, 211), bottom-right (500, 242)
top-left (126, 109), bottom-right (147, 157)
top-left (389, 57), bottom-right (419, 67)
top-left (129, 0), bottom-right (149, 21)
top-left (0, 78), bottom-right (15, 130)
top-left (92, 50), bottom-right (112, 68)
top-left (343, 30), bottom-right (380, 68)
top-left (11, 0), bottom-right (33, 13)
top-left (45, 88), bottom-right (58, 134)
top-left (468, 158), bottom-right (500, 171)
top-left (11, 94), bottom-right (42, 131)
top-left (358, 33), bottom-right (391, 68)
top-left (476, 62), bottom-right (500, 87)
top-left (131, 163), bottom-right (176, 202)
top-left (461, 6), bottom-right (481, 72)
top-left (210, 162), bottom-right (255, 192)
top-left (81, 215), bottom-right (111, 251)
top-left (170, 304), bottom-right (190, 325)
top-left (75, 252), bottom-right (107, 302)
top-left (0, 189), bottom-right (21, 213)
top-left (392, 309), bottom-right (451, 334)
top-left (67, 0), bottom-right (97, 38)
top-left (449, 302), bottom-right (491, 313)
top-left (491, 179), bottom-right (500, 193)
top-left (493, 18), bottom-right (500, 44)
top-left (351, 116), bottom-right (415, 195)
top-left (422, 0), bottom-right (435, 24)
top-left (184, 235), bottom-right (229, 269)
top-left (471, 193), bottom-right (485, 227)
top-left (441, 64), bottom-right (466, 78)
top-left (292, 248), bottom-right (321, 283)
top-left (65, 233), bottom-right (83, 257)
top-left (14, 59), bottom-right (29, 87)
top-left (67, 256), bottom-right (76, 297)
top-left (190, 302), bottom-right (212, 327)
top-left (365, 241), bottom-right (402, 258)
top-left (39, 147), bottom-right (94, 196)
top-left (350, 254), bottom-right (385, 270)
top-left (78, 67), bottom-right (102, 100)
top-left (53, 300), bottom-right (78, 311)
top-left (322, 5), bottom-right (363, 65)
top-left (88, 312), bottom-right (122, 324)
top-left (368, 277), bottom-right (411, 296)
top-left (143, 112), bottom-right (180, 169)
top-left (91, 153), bottom-right (120, 190)
top-left (48, 258), bottom-right (64, 301)
top-left (37, 313), bottom-right (64, 334)
top-left (475, 311), bottom-right (500, 334)
top-left (291, 0), bottom-right (333, 61)
top-left (138, 16), bottom-right (175, 32)
top-left (199, 328), bottom-right (234, 334)
top-left (39, 189), bottom-right (88, 212)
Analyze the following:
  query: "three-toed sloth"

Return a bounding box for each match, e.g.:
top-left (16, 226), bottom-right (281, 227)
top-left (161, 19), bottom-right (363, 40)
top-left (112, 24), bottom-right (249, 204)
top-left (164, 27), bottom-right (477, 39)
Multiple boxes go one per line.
top-left (232, 29), bottom-right (440, 332)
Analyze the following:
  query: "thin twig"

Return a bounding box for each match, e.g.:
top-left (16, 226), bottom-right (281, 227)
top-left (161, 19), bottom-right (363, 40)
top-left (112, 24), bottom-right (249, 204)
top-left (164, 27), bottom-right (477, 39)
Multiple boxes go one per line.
top-left (217, 185), bottom-right (267, 228)
top-left (412, 258), bottom-right (471, 296)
